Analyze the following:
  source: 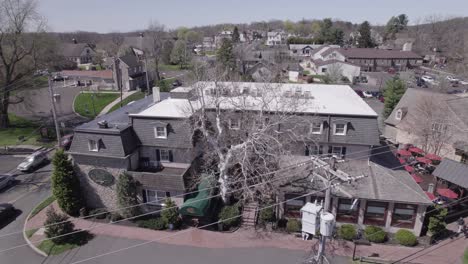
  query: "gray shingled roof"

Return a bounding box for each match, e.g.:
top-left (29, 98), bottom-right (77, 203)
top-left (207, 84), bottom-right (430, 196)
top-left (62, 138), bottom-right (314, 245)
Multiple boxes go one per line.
top-left (446, 97), bottom-right (468, 127)
top-left (131, 165), bottom-right (190, 191)
top-left (322, 48), bottom-right (421, 59)
top-left (432, 158), bottom-right (468, 188)
top-left (61, 43), bottom-right (93, 57)
top-left (119, 53), bottom-right (141, 68)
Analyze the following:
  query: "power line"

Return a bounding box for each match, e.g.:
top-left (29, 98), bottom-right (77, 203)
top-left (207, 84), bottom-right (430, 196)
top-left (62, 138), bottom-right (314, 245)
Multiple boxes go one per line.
top-left (0, 144), bottom-right (399, 240)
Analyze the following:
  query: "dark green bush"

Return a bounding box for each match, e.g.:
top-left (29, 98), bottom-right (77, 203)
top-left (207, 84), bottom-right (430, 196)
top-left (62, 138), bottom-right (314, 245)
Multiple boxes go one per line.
top-left (218, 203), bottom-right (241, 229)
top-left (286, 219), bottom-right (301, 233)
top-left (259, 207), bottom-right (276, 224)
top-left (364, 226), bottom-right (387, 243)
top-left (338, 224), bottom-right (357, 241)
top-left (161, 198), bottom-right (180, 228)
top-left (44, 207), bottom-right (75, 244)
top-left (137, 218), bottom-right (166, 230)
top-left (89, 208), bottom-right (108, 219)
top-left (116, 172), bottom-right (140, 218)
top-left (395, 229), bottom-right (418, 247)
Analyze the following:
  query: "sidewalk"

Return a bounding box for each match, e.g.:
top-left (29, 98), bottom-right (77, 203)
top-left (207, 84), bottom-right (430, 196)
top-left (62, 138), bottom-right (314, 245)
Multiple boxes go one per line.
top-left (97, 90), bottom-right (137, 116)
top-left (25, 203), bottom-right (467, 263)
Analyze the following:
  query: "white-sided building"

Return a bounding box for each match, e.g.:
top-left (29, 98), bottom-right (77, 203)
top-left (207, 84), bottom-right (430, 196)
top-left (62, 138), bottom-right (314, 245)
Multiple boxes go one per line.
top-left (266, 31), bottom-right (286, 46)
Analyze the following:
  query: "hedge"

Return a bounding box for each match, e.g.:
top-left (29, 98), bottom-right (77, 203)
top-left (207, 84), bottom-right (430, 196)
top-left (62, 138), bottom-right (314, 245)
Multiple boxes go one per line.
top-left (395, 229), bottom-right (418, 247)
top-left (364, 226), bottom-right (386, 243)
top-left (137, 218), bottom-right (166, 230)
top-left (338, 224), bottom-right (357, 241)
top-left (218, 204), bottom-right (241, 228)
top-left (286, 219), bottom-right (301, 233)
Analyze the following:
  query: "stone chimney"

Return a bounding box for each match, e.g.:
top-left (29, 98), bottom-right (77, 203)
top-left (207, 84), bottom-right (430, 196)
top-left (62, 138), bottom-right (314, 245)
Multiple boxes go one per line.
top-left (152, 86), bottom-right (160, 103)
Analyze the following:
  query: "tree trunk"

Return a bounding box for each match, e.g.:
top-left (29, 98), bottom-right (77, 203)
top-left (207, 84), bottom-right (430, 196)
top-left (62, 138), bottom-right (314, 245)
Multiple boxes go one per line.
top-left (0, 90), bottom-right (10, 129)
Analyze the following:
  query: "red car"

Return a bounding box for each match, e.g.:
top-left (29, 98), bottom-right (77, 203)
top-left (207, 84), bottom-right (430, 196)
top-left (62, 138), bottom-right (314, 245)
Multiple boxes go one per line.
top-left (378, 95), bottom-right (385, 103)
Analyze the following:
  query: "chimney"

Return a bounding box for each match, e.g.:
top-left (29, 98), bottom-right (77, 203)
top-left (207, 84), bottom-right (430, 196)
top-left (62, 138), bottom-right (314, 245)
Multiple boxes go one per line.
top-left (72, 38), bottom-right (77, 44)
top-left (152, 86), bottom-right (160, 103)
top-left (97, 120), bottom-right (109, 129)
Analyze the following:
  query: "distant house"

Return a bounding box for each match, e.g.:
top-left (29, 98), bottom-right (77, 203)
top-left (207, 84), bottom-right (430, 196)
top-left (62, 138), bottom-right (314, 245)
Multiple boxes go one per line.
top-left (61, 42), bottom-right (96, 66)
top-left (215, 31), bottom-right (233, 48)
top-left (114, 53), bottom-right (148, 91)
top-left (202, 37), bottom-right (215, 50)
top-left (246, 61), bottom-right (275, 82)
top-left (384, 89), bottom-right (468, 163)
top-left (287, 63), bottom-right (303, 82)
top-left (290, 44), bottom-right (341, 57)
top-left (266, 31), bottom-right (286, 46)
top-left (305, 59), bottom-right (361, 82)
top-left (318, 48), bottom-right (422, 72)
top-left (60, 70), bottom-right (115, 90)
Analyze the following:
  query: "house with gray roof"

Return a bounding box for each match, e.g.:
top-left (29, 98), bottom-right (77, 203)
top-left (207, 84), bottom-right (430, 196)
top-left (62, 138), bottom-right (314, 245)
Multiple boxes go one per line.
top-left (60, 42), bottom-right (96, 66)
top-left (384, 89), bottom-right (468, 163)
top-left (433, 158), bottom-right (468, 190)
top-left (113, 52), bottom-right (148, 91)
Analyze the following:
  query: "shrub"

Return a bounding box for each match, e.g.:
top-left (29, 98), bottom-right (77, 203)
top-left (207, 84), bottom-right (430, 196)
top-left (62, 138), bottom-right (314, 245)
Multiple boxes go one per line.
top-left (137, 218), bottom-right (166, 230)
top-left (51, 150), bottom-right (83, 216)
top-left (109, 213), bottom-right (123, 222)
top-left (88, 208), bottom-right (108, 219)
top-left (338, 224), bottom-right (357, 241)
top-left (218, 203), bottom-right (241, 229)
top-left (44, 207), bottom-right (75, 244)
top-left (286, 219), bottom-right (301, 233)
top-left (395, 229), bottom-right (418, 247)
top-left (161, 198), bottom-right (180, 228)
top-left (259, 206), bottom-right (276, 224)
top-left (463, 248), bottom-right (468, 264)
top-left (428, 206), bottom-right (448, 236)
top-left (116, 172), bottom-right (140, 218)
top-left (364, 226), bottom-right (387, 243)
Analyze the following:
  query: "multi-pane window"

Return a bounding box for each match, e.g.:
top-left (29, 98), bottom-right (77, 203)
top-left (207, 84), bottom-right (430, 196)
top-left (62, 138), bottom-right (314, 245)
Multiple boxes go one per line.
top-left (332, 146), bottom-right (343, 156)
top-left (284, 194), bottom-right (306, 218)
top-left (311, 122), bottom-right (323, 134)
top-left (155, 126), bottom-right (167, 138)
top-left (306, 145), bottom-right (323, 156)
top-left (145, 189), bottom-right (170, 205)
top-left (334, 123), bottom-right (346, 135)
top-left (391, 204), bottom-right (417, 228)
top-left (431, 123), bottom-right (448, 133)
top-left (88, 139), bottom-right (98, 152)
top-left (337, 199), bottom-right (359, 223)
top-left (160, 150), bottom-right (170, 162)
top-left (364, 201), bottom-right (388, 226)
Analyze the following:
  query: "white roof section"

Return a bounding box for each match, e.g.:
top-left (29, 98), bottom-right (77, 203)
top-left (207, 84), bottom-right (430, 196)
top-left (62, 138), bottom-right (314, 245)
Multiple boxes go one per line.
top-left (171, 86), bottom-right (193, 93)
top-left (131, 82), bottom-right (377, 118)
top-left (130, 98), bottom-right (197, 118)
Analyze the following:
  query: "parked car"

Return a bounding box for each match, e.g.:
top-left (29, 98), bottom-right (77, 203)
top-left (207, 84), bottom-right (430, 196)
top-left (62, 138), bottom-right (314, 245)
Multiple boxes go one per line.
top-left (60, 134), bottom-right (74, 150)
top-left (17, 151), bottom-right (48, 172)
top-left (460, 80), bottom-right (468, 85)
top-left (0, 174), bottom-right (12, 190)
top-left (53, 75), bottom-right (64, 82)
top-left (446, 76), bottom-right (460, 83)
top-left (354, 90), bottom-right (364, 98)
top-left (363, 91), bottom-right (373, 98)
top-left (447, 90), bottom-right (463, 94)
top-left (370, 91), bottom-right (382, 97)
top-left (172, 79), bottom-right (182, 88)
top-left (421, 75), bottom-right (436, 84)
top-left (0, 203), bottom-right (16, 222)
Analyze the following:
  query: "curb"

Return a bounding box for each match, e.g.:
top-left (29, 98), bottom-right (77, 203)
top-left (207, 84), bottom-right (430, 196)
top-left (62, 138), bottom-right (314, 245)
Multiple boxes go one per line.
top-left (23, 204), bottom-right (48, 257)
top-left (71, 92), bottom-right (89, 119)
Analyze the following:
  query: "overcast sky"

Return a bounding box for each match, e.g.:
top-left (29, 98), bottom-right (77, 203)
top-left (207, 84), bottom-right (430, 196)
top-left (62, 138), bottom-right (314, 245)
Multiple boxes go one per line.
top-left (38, 0), bottom-right (467, 33)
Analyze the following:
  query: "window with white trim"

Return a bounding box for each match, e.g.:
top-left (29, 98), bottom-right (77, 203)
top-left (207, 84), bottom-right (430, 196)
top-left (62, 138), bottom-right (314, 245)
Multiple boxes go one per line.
top-left (395, 109), bottom-right (403, 120)
top-left (155, 126), bottom-right (167, 139)
top-left (229, 119), bottom-right (240, 130)
top-left (88, 139), bottom-right (99, 152)
top-left (311, 122), bottom-right (323, 134)
top-left (334, 123), bottom-right (347, 135)
top-left (160, 149), bottom-right (170, 162)
top-left (145, 189), bottom-right (170, 205)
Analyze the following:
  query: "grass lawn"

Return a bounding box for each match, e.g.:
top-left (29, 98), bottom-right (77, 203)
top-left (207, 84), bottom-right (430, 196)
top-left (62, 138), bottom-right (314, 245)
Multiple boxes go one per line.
top-left (464, 248), bottom-right (468, 264)
top-left (29, 196), bottom-right (55, 219)
top-left (74, 92), bottom-right (120, 118)
top-left (25, 228), bottom-right (38, 238)
top-left (0, 114), bottom-right (45, 146)
top-left (38, 240), bottom-right (79, 255)
top-left (108, 91), bottom-right (146, 113)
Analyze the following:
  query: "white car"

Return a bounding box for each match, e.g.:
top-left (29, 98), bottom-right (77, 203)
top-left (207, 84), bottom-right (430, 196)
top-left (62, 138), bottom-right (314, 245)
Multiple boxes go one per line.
top-left (460, 80), bottom-right (468, 85)
top-left (446, 76), bottom-right (460, 83)
top-left (421, 75), bottom-right (435, 84)
top-left (362, 91), bottom-right (373, 98)
top-left (17, 152), bottom-right (48, 172)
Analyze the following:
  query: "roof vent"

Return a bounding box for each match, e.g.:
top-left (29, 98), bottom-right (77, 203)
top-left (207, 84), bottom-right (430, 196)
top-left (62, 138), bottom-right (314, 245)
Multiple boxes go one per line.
top-left (97, 120), bottom-right (109, 129)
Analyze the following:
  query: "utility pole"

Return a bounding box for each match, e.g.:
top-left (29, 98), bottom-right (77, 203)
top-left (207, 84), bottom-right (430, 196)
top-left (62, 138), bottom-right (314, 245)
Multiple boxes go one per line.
top-left (144, 55), bottom-right (151, 96)
top-left (48, 77), bottom-right (61, 147)
top-left (114, 57), bottom-right (123, 107)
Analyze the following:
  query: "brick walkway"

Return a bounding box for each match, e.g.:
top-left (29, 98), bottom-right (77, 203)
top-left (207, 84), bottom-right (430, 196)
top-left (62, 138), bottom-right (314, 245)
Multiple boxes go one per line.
top-left (26, 203), bottom-right (468, 263)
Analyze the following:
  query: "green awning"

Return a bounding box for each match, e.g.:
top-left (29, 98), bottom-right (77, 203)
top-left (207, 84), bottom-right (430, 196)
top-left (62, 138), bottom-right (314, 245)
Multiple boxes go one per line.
top-left (179, 178), bottom-right (214, 217)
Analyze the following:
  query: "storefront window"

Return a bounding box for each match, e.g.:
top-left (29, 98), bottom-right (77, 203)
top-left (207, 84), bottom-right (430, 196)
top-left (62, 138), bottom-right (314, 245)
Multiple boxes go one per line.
top-left (285, 194), bottom-right (306, 218)
top-left (391, 203), bottom-right (417, 228)
top-left (364, 201), bottom-right (388, 226)
top-left (337, 199), bottom-right (359, 223)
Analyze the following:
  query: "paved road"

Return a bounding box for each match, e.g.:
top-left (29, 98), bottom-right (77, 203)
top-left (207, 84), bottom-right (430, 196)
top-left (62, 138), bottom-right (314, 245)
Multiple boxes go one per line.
top-left (0, 155), bottom-right (52, 264)
top-left (37, 235), bottom-right (350, 264)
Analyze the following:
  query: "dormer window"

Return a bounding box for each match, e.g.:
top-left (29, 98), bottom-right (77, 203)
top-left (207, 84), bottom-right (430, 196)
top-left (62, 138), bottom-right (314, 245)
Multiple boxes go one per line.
top-left (333, 123), bottom-right (347, 136)
top-left (395, 109), bottom-right (403, 120)
top-left (88, 139), bottom-right (99, 152)
top-left (155, 126), bottom-right (167, 139)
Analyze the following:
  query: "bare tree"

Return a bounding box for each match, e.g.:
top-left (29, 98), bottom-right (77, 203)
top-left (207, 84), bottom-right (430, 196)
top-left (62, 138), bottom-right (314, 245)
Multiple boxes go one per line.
top-left (185, 69), bottom-right (320, 204)
top-left (146, 21), bottom-right (166, 82)
top-left (0, 0), bottom-right (52, 128)
top-left (325, 63), bottom-right (344, 83)
top-left (402, 95), bottom-right (453, 156)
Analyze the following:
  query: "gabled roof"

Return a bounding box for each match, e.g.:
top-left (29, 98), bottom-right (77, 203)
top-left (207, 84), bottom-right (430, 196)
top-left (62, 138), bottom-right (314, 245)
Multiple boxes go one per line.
top-left (61, 43), bottom-right (94, 57)
top-left (119, 54), bottom-right (141, 68)
top-left (322, 48), bottom-right (422, 59)
top-left (433, 158), bottom-right (468, 188)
